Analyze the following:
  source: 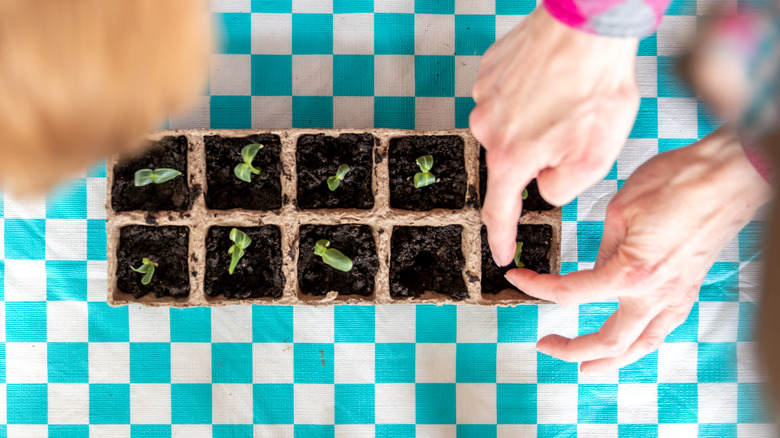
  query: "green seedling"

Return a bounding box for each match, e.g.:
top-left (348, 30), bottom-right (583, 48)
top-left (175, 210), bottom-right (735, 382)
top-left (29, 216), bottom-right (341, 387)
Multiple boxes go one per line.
top-left (522, 188), bottom-right (528, 200)
top-left (314, 239), bottom-right (353, 272)
top-left (234, 144), bottom-right (263, 183)
top-left (131, 257), bottom-right (158, 285)
top-left (414, 155), bottom-right (436, 188)
top-left (513, 242), bottom-right (525, 268)
top-left (327, 164), bottom-right (351, 191)
top-left (134, 168), bottom-right (182, 187)
top-left (228, 228), bottom-right (252, 275)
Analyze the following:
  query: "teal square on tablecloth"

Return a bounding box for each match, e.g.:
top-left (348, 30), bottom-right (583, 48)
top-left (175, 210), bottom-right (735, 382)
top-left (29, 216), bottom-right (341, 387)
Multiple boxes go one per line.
top-left (252, 55), bottom-right (293, 96)
top-left (738, 383), bottom-right (772, 423)
top-left (497, 305), bottom-right (537, 343)
top-left (88, 302), bottom-right (129, 342)
top-left (538, 424), bottom-right (577, 437)
top-left (699, 423), bottom-right (737, 438)
top-left (666, 302), bottom-right (698, 342)
top-left (496, 0), bottom-right (536, 14)
top-left (293, 96), bottom-right (333, 128)
top-left (375, 97), bottom-right (415, 129)
top-left (214, 425), bottom-right (253, 437)
top-left (254, 384), bottom-right (294, 424)
top-left (295, 425), bottom-right (334, 438)
top-left (456, 343), bottom-right (496, 383)
top-left (630, 98), bottom-right (659, 138)
top-left (253, 305), bottom-right (293, 343)
top-left (131, 425), bottom-right (171, 438)
top-left (292, 14), bottom-right (333, 55)
top-left (699, 262), bottom-right (739, 301)
top-left (497, 384), bottom-right (536, 424)
top-left (214, 13), bottom-right (251, 54)
top-left (335, 305), bottom-right (375, 343)
top-left (212, 343), bottom-right (253, 384)
top-left (7, 384), bottom-right (48, 424)
top-left (455, 15), bottom-right (495, 56)
top-left (294, 343), bottom-right (334, 384)
top-left (698, 343), bottom-right (737, 383)
top-left (252, 0), bottom-right (292, 13)
top-left (5, 219), bottom-right (45, 260)
top-left (416, 305), bottom-right (456, 343)
top-left (49, 425), bottom-right (89, 438)
top-left (658, 138), bottom-right (693, 153)
top-left (46, 261), bottom-right (87, 301)
top-left (739, 221), bottom-right (765, 262)
top-left (375, 14), bottom-right (415, 55)
top-left (416, 383), bottom-right (456, 424)
top-left (619, 350), bottom-right (658, 383)
top-left (48, 342), bottom-right (89, 383)
top-left (172, 384), bottom-right (212, 424)
top-left (415, 56), bottom-right (455, 97)
top-left (738, 302), bottom-right (758, 343)
top-left (576, 221), bottom-right (603, 263)
top-left (334, 55), bottom-right (375, 96)
top-left (171, 307), bottom-right (211, 343)
top-left (658, 56), bottom-right (694, 98)
top-left (666, 0), bottom-right (697, 15)
top-left (638, 33), bottom-right (657, 56)
top-left (376, 343), bottom-right (415, 383)
top-left (698, 100), bottom-right (720, 138)
top-left (455, 97), bottom-right (476, 129)
top-left (334, 0), bottom-right (373, 13)
top-left (579, 303), bottom-right (618, 336)
top-left (130, 343), bottom-right (171, 383)
top-left (90, 384), bottom-right (130, 424)
top-left (335, 384), bottom-right (375, 424)
top-left (457, 425), bottom-right (497, 438)
top-left (46, 180), bottom-right (86, 219)
top-left (578, 384), bottom-right (618, 424)
top-left (415, 0), bottom-right (454, 14)
top-left (87, 219), bottom-right (106, 261)
top-left (6, 301), bottom-right (47, 342)
top-left (376, 424), bottom-right (415, 437)
top-left (658, 383), bottom-right (697, 423)
top-left (211, 96), bottom-right (252, 129)
top-left (619, 424), bottom-right (658, 437)
top-left (537, 351), bottom-right (578, 384)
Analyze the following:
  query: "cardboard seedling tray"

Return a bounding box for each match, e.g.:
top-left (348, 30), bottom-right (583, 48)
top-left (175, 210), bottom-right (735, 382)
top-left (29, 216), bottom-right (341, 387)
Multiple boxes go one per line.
top-left (106, 129), bottom-right (561, 307)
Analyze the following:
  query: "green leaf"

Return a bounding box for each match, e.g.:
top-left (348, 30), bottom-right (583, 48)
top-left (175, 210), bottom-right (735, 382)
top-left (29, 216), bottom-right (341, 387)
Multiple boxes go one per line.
top-left (134, 169), bottom-right (155, 187)
top-left (414, 172), bottom-right (436, 188)
top-left (327, 176), bottom-right (341, 191)
top-left (141, 265), bottom-right (155, 285)
top-left (229, 245), bottom-right (244, 275)
top-left (335, 164), bottom-right (351, 180)
top-left (322, 248), bottom-right (353, 272)
top-left (130, 263), bottom-right (150, 274)
top-left (241, 144), bottom-right (263, 164)
top-left (151, 168), bottom-right (182, 184)
top-left (234, 163), bottom-right (253, 183)
top-left (514, 241), bottom-right (525, 268)
top-left (229, 228), bottom-right (252, 249)
top-left (522, 188), bottom-right (528, 200)
top-left (314, 239), bottom-right (330, 256)
top-left (416, 155), bottom-right (433, 173)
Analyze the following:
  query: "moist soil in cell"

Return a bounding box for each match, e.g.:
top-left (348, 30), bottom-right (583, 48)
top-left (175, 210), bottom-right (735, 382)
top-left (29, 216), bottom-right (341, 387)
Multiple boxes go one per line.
top-left (390, 225), bottom-right (468, 300)
top-left (204, 226), bottom-right (285, 299)
top-left (298, 224), bottom-right (378, 296)
top-left (112, 136), bottom-right (191, 212)
top-left (205, 134), bottom-right (282, 210)
top-left (296, 133), bottom-right (375, 209)
top-left (116, 225), bottom-right (190, 299)
top-left (389, 136), bottom-right (467, 211)
top-left (479, 147), bottom-right (553, 211)
top-left (481, 224), bottom-right (552, 295)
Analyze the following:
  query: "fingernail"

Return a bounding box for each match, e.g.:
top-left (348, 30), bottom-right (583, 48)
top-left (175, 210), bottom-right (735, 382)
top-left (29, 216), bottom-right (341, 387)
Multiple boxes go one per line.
top-left (504, 274), bottom-right (516, 288)
top-left (493, 255), bottom-right (502, 267)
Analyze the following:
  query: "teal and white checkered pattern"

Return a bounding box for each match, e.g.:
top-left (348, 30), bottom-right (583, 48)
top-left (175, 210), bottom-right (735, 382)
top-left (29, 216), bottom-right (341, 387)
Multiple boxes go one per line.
top-left (1, 0), bottom-right (777, 436)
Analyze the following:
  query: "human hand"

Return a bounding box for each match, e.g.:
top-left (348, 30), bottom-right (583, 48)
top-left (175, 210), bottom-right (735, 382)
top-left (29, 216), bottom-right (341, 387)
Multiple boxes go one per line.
top-left (470, 7), bottom-right (640, 265)
top-left (506, 128), bottom-right (771, 372)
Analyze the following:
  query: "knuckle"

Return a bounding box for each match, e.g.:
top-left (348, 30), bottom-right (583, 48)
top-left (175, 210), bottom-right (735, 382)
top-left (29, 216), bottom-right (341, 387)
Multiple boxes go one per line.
top-left (638, 334), bottom-right (664, 352)
top-left (598, 332), bottom-right (629, 356)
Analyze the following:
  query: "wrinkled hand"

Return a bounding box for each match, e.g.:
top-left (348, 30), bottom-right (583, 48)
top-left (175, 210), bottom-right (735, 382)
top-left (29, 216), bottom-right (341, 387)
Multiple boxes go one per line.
top-left (471, 7), bottom-right (640, 265)
top-left (507, 128), bottom-right (771, 372)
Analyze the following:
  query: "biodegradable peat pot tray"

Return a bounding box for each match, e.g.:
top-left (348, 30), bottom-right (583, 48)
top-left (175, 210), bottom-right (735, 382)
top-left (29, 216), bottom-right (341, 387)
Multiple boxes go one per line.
top-left (106, 129), bottom-right (561, 307)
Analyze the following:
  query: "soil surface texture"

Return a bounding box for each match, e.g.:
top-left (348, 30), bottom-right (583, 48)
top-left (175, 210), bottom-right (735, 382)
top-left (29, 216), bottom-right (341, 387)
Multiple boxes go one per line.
top-left (389, 136), bottom-right (467, 210)
top-left (205, 134), bottom-right (282, 210)
top-left (298, 224), bottom-right (378, 296)
top-left (116, 225), bottom-right (190, 298)
top-left (390, 225), bottom-right (468, 300)
top-left (481, 224), bottom-right (552, 295)
top-left (296, 133), bottom-right (374, 209)
top-left (204, 226), bottom-right (285, 299)
top-left (112, 136), bottom-right (191, 212)
top-left (479, 147), bottom-right (554, 211)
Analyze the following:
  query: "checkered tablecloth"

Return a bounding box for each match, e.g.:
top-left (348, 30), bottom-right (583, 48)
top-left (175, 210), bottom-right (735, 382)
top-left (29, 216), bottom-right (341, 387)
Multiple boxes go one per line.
top-left (1, 0), bottom-right (777, 436)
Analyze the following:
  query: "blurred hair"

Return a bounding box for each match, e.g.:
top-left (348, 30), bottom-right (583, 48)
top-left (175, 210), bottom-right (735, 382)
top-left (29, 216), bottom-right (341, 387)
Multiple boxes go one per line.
top-left (0, 0), bottom-right (209, 194)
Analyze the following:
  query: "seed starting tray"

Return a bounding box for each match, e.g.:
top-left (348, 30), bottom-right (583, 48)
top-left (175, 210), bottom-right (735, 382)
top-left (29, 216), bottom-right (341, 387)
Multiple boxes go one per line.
top-left (106, 129), bottom-right (561, 307)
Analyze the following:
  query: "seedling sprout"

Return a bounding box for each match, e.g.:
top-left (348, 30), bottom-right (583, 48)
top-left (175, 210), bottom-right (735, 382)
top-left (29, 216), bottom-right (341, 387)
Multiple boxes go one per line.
top-left (234, 144), bottom-right (263, 183)
top-left (513, 242), bottom-right (525, 268)
top-left (134, 168), bottom-right (182, 187)
top-left (327, 164), bottom-right (351, 191)
top-left (314, 239), bottom-right (353, 272)
top-left (414, 155), bottom-right (436, 188)
top-left (228, 228), bottom-right (252, 275)
top-left (131, 257), bottom-right (158, 285)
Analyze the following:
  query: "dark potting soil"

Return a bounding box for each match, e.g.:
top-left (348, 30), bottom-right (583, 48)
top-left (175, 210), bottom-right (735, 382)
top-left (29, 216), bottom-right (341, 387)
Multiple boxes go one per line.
top-left (390, 225), bottom-right (468, 300)
top-left (480, 224), bottom-right (552, 295)
top-left (204, 226), bottom-right (285, 299)
top-left (389, 136), bottom-right (467, 211)
top-left (296, 133), bottom-right (374, 209)
top-left (204, 134), bottom-right (282, 210)
top-left (298, 224), bottom-right (378, 296)
top-left (116, 225), bottom-right (190, 299)
top-left (111, 136), bottom-right (191, 212)
top-left (479, 147), bottom-right (554, 212)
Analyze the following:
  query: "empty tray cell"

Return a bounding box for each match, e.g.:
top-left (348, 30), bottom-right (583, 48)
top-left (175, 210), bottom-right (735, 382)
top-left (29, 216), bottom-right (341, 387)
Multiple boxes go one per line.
top-left (389, 135), bottom-right (467, 210)
top-left (479, 147), bottom-right (553, 211)
top-left (390, 225), bottom-right (468, 300)
top-left (296, 133), bottom-right (375, 209)
top-left (111, 136), bottom-right (191, 212)
top-left (204, 134), bottom-right (282, 210)
top-left (205, 226), bottom-right (285, 300)
top-left (481, 224), bottom-right (552, 295)
top-left (116, 225), bottom-right (190, 299)
top-left (298, 224), bottom-right (378, 296)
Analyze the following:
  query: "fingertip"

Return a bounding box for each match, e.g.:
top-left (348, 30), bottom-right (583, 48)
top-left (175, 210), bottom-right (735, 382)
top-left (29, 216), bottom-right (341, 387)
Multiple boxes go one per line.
top-left (537, 334), bottom-right (569, 356)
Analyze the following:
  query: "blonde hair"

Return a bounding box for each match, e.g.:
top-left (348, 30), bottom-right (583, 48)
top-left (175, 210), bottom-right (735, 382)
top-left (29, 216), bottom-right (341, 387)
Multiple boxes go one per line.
top-left (0, 0), bottom-right (209, 194)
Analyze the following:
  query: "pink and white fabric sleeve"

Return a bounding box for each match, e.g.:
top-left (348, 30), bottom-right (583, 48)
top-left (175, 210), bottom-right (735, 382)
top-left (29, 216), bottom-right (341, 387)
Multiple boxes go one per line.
top-left (544, 0), bottom-right (672, 37)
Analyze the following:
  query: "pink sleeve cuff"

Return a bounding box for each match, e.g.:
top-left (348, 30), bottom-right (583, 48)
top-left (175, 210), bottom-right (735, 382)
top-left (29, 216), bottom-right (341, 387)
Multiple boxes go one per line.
top-left (543, 0), bottom-right (670, 38)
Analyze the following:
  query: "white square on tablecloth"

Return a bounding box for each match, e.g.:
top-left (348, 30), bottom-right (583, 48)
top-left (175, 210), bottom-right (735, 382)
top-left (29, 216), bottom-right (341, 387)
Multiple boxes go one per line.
top-left (498, 425), bottom-right (536, 438)
top-left (252, 96), bottom-right (293, 129)
top-left (495, 15), bottom-right (525, 39)
top-left (375, 383), bottom-right (415, 424)
top-left (455, 0), bottom-right (496, 14)
top-left (658, 423), bottom-right (698, 437)
top-left (4, 194), bottom-right (45, 219)
top-left (129, 305), bottom-right (170, 343)
top-left (417, 425), bottom-right (457, 438)
top-left (253, 343), bottom-right (294, 384)
top-left (578, 366), bottom-right (619, 384)
top-left (698, 302), bottom-right (739, 343)
top-left (657, 342), bottom-right (698, 383)
top-left (169, 96), bottom-right (211, 129)
top-left (617, 139), bottom-right (658, 180)
top-left (578, 425), bottom-right (618, 437)
top-left (457, 306), bottom-right (496, 343)
top-left (455, 56), bottom-right (481, 98)
top-left (6, 343), bottom-right (47, 383)
top-left (251, 13), bottom-right (292, 55)
top-left (657, 16), bottom-right (697, 56)
top-left (211, 0), bottom-right (251, 12)
top-left (699, 382), bottom-right (737, 423)
top-left (416, 343), bottom-right (456, 383)
top-left (738, 424), bottom-right (780, 437)
top-left (374, 0), bottom-right (414, 13)
top-left (4, 260), bottom-right (46, 301)
top-left (294, 306), bottom-right (334, 343)
top-left (715, 235), bottom-right (739, 262)
top-left (335, 425), bottom-right (375, 437)
top-left (334, 97), bottom-right (374, 129)
top-left (212, 383), bottom-right (254, 424)
top-left (173, 425), bottom-right (213, 438)
top-left (617, 383), bottom-right (657, 423)
top-left (496, 343), bottom-right (536, 384)
top-left (697, 0), bottom-right (737, 15)
top-left (89, 342), bottom-right (130, 383)
top-left (46, 219), bottom-right (87, 260)
top-left (130, 383), bottom-right (171, 424)
top-left (415, 14), bottom-right (455, 56)
top-left (47, 301), bottom-right (88, 342)
top-left (416, 97), bottom-right (455, 130)
top-left (658, 98), bottom-right (698, 139)
top-left (171, 343), bottom-right (211, 384)
top-left (561, 221), bottom-right (578, 263)
top-left (86, 178), bottom-right (106, 220)
top-left (538, 304), bottom-right (578, 339)
top-left (635, 56), bottom-right (657, 98)
top-left (212, 306), bottom-right (253, 343)
top-left (537, 384), bottom-right (578, 424)
top-left (292, 0), bottom-right (332, 13)
top-left (87, 261), bottom-right (108, 301)
top-left (334, 13), bottom-right (374, 55)
top-left (7, 426), bottom-right (49, 437)
top-left (335, 343), bottom-right (375, 384)
top-left (375, 55), bottom-right (416, 97)
top-left (254, 425), bottom-right (294, 438)
top-left (292, 55), bottom-right (333, 96)
top-left (738, 342), bottom-right (763, 383)
top-left (576, 179), bottom-right (617, 222)
top-left (294, 383), bottom-right (335, 424)
top-left (210, 54), bottom-right (252, 96)
top-left (375, 305), bottom-right (415, 343)
top-left (457, 383), bottom-right (497, 424)
top-left (739, 261), bottom-right (763, 301)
